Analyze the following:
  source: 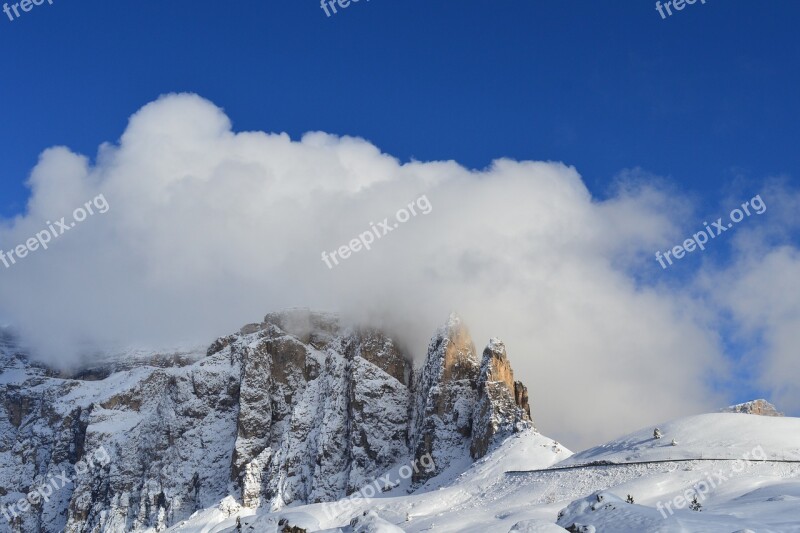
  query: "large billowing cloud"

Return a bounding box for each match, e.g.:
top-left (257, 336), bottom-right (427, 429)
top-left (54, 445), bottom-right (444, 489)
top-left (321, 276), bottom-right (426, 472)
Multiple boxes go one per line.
top-left (0, 93), bottom-right (795, 448)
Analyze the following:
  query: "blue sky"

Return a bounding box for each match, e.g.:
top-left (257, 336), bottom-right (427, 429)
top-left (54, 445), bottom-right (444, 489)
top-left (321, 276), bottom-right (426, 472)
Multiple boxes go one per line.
top-left (1, 1), bottom-right (799, 442)
top-left (1, 0), bottom-right (798, 216)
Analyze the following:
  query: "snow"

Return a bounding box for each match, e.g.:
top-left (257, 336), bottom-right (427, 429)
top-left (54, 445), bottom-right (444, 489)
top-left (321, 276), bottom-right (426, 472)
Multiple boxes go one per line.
top-left (560, 413), bottom-right (800, 464)
top-left (168, 429), bottom-right (571, 533)
top-left (168, 414), bottom-right (800, 532)
top-left (508, 520), bottom-right (568, 532)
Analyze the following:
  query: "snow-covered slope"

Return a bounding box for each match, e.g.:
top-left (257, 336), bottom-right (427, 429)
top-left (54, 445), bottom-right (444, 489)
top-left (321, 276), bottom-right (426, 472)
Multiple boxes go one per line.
top-left (559, 413), bottom-right (800, 465)
top-left (167, 413), bottom-right (800, 532)
top-left (165, 428), bottom-right (572, 533)
top-left (546, 414), bottom-right (800, 532)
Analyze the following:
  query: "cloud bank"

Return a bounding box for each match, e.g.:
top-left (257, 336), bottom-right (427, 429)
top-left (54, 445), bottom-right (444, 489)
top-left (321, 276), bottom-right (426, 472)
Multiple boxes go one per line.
top-left (0, 93), bottom-right (797, 449)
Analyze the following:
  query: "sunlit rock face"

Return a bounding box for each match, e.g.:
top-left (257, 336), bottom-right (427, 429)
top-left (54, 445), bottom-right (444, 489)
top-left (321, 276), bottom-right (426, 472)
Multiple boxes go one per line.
top-left (723, 399), bottom-right (783, 417)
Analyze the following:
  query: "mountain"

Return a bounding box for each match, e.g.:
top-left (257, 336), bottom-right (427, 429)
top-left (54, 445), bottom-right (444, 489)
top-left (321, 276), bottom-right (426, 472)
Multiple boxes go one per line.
top-left (3, 313), bottom-right (800, 533)
top-left (722, 399), bottom-right (784, 417)
top-left (0, 310), bottom-right (532, 532)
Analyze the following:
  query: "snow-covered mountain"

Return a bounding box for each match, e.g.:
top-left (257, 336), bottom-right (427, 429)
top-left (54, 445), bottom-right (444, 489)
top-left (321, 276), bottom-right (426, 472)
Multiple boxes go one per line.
top-left (0, 310), bottom-right (531, 532)
top-left (2, 311), bottom-right (800, 533)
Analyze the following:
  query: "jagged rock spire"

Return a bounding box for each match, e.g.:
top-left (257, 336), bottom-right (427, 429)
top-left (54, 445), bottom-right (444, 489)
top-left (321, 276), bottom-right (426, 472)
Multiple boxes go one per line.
top-left (410, 314), bottom-right (534, 480)
top-left (470, 338), bottom-right (533, 459)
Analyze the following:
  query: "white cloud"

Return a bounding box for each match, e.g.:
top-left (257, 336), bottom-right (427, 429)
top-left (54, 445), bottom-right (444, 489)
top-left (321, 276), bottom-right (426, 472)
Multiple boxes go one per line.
top-left (704, 184), bottom-right (800, 415)
top-left (2, 93), bottom-right (796, 449)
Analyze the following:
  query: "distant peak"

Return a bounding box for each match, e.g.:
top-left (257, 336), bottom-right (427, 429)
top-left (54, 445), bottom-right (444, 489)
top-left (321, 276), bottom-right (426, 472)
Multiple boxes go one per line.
top-left (723, 399), bottom-right (783, 417)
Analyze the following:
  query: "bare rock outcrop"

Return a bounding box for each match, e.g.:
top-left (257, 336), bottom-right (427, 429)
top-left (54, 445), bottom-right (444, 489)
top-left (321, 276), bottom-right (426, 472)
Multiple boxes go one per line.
top-left (409, 314), bottom-right (481, 481)
top-left (470, 338), bottom-right (533, 459)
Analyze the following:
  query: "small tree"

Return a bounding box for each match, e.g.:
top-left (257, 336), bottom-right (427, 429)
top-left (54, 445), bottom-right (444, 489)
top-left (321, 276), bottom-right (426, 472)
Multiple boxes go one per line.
top-left (690, 496), bottom-right (702, 512)
top-left (671, 438), bottom-right (678, 446)
top-left (626, 494), bottom-right (634, 504)
top-left (654, 428), bottom-right (663, 439)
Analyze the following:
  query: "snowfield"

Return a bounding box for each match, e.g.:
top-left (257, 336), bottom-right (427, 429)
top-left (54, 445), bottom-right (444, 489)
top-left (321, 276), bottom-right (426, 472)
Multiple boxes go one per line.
top-left (561, 413), bottom-right (800, 464)
top-left (167, 414), bottom-right (800, 533)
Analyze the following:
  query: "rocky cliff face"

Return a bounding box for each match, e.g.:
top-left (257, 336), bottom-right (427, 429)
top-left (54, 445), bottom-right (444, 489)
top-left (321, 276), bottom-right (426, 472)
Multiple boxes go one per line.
top-left (0, 310), bottom-right (533, 532)
top-left (471, 338), bottom-right (532, 460)
top-left (409, 317), bottom-right (532, 482)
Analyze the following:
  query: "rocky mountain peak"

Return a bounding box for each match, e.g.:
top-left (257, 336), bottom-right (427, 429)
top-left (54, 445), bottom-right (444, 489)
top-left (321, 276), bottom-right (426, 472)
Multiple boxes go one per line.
top-left (469, 338), bottom-right (533, 459)
top-left (437, 313), bottom-right (480, 383)
top-left (479, 338), bottom-right (514, 392)
top-left (0, 310), bottom-right (535, 532)
top-left (409, 316), bottom-right (534, 480)
top-left (723, 399), bottom-right (784, 417)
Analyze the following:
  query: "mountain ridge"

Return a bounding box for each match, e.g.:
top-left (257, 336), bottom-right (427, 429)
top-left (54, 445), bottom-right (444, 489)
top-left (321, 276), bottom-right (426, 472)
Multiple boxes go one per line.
top-left (0, 310), bottom-right (532, 532)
